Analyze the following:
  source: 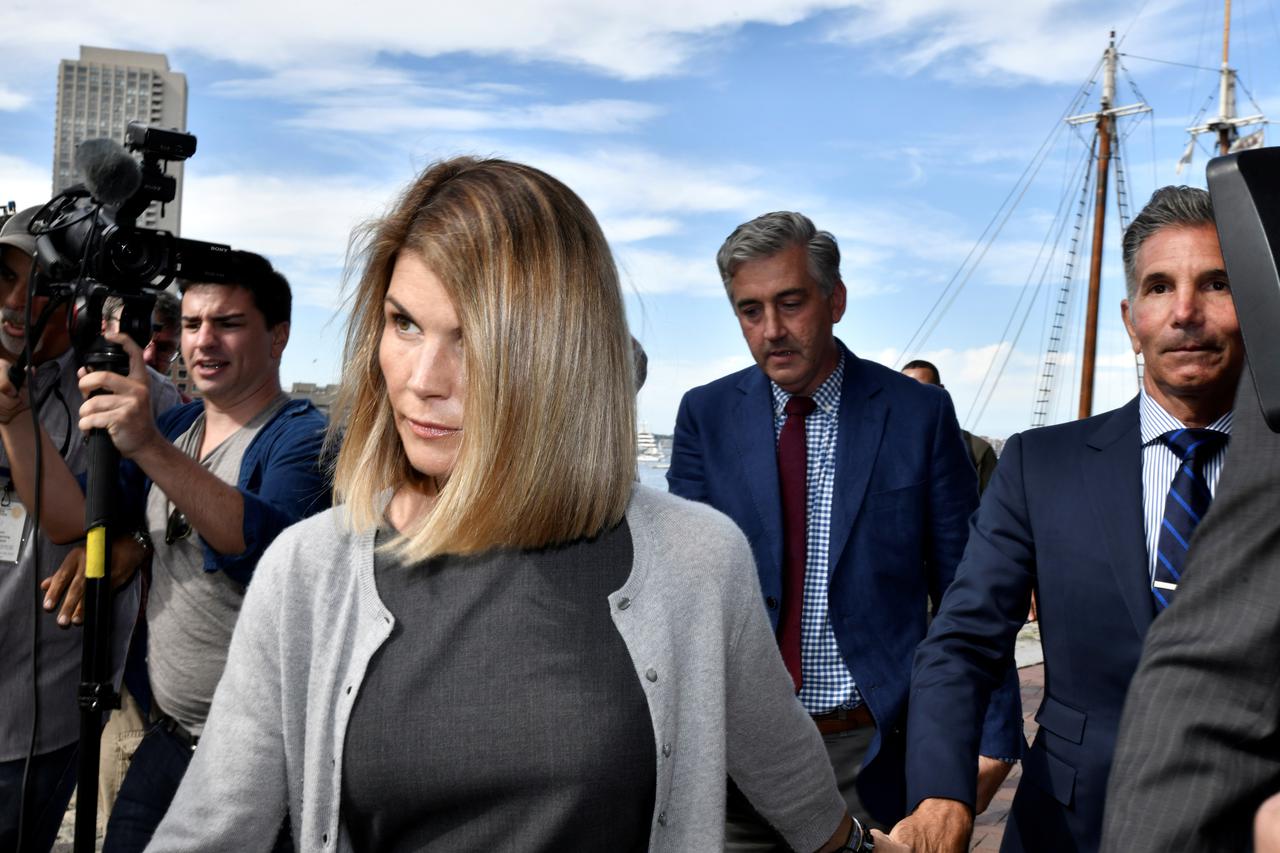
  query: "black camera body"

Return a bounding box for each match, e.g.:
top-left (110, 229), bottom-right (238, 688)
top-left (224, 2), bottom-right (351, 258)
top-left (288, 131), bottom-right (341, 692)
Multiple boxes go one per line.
top-left (20, 122), bottom-right (250, 374)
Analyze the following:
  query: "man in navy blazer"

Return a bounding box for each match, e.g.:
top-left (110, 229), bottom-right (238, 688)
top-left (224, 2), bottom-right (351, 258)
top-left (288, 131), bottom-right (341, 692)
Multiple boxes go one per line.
top-left (667, 212), bottom-right (1023, 846)
top-left (893, 186), bottom-right (1244, 853)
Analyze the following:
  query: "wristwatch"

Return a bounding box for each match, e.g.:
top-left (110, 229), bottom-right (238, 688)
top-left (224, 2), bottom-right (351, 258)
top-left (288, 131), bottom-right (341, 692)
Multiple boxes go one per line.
top-left (128, 529), bottom-right (154, 561)
top-left (836, 817), bottom-right (875, 852)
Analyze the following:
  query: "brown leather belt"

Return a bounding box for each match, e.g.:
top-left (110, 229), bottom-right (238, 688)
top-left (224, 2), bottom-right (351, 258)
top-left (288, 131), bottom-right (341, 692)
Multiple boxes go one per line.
top-left (811, 704), bottom-right (875, 735)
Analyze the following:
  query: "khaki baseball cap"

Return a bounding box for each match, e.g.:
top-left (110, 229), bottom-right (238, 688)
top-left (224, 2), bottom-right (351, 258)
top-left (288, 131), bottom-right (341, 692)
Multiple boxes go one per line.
top-left (0, 206), bottom-right (42, 257)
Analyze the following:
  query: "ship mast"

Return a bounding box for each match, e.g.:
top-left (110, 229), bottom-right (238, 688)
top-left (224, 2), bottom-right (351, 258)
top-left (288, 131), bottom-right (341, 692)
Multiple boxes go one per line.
top-left (1065, 33), bottom-right (1149, 419)
top-left (1183, 0), bottom-right (1265, 162)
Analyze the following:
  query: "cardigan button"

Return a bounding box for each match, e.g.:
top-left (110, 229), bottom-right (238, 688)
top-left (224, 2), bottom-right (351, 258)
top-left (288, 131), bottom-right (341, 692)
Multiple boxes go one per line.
top-left (617, 597), bottom-right (631, 611)
top-left (765, 596), bottom-right (778, 610)
top-left (657, 811), bottom-right (668, 826)
top-left (662, 743), bottom-right (672, 757)
top-left (645, 668), bottom-right (658, 683)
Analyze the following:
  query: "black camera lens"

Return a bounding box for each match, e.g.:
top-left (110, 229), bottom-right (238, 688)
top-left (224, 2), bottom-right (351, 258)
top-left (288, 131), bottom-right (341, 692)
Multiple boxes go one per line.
top-left (105, 230), bottom-right (167, 288)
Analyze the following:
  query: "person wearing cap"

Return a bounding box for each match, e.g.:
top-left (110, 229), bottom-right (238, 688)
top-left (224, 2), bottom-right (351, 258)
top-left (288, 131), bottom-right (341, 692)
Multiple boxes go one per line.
top-left (0, 206), bottom-right (182, 852)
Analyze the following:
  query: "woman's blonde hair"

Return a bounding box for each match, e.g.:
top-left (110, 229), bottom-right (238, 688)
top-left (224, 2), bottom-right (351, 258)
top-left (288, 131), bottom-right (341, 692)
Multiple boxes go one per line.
top-left (331, 157), bottom-right (637, 559)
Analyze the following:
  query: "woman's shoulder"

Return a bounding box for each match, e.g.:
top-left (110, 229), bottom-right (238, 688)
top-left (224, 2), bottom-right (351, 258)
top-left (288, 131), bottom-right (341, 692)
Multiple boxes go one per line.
top-left (626, 485), bottom-right (753, 569)
top-left (270, 504), bottom-right (359, 551)
top-left (628, 485), bottom-right (745, 539)
top-left (257, 505), bottom-right (370, 588)
top-left (244, 505), bottom-right (379, 637)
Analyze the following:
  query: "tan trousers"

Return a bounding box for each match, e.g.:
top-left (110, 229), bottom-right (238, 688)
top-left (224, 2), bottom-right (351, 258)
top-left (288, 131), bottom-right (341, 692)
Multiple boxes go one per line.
top-left (97, 687), bottom-right (148, 833)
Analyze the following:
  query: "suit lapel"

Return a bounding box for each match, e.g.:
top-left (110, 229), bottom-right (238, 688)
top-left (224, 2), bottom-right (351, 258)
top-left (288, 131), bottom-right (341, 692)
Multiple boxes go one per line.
top-left (734, 369), bottom-right (784, 574)
top-left (1082, 397), bottom-right (1155, 637)
top-left (827, 351), bottom-right (887, 571)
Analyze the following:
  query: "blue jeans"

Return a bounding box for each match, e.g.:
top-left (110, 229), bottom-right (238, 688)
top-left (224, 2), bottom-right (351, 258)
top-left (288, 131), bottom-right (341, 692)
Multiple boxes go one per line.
top-left (0, 742), bottom-right (79, 853)
top-left (102, 722), bottom-right (192, 853)
top-left (104, 722), bottom-right (293, 853)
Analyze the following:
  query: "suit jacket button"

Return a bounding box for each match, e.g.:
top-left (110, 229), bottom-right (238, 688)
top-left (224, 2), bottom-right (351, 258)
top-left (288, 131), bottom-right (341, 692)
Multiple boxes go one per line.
top-left (765, 596), bottom-right (779, 610)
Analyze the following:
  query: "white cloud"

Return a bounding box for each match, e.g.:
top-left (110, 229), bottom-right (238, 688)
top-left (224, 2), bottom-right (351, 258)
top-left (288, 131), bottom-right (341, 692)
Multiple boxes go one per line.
top-left (287, 98), bottom-right (661, 135)
top-left (637, 354), bottom-right (753, 433)
top-left (870, 338), bottom-right (1141, 438)
top-left (528, 147), bottom-right (765, 218)
top-left (0, 155), bottom-right (52, 210)
top-left (174, 144), bottom-right (760, 309)
top-left (181, 171), bottom-right (395, 258)
top-left (0, 84), bottom-right (32, 111)
top-left (825, 0), bottom-right (1193, 85)
top-left (616, 247), bottom-right (722, 298)
top-left (212, 66), bottom-right (661, 135)
top-left (601, 216), bottom-right (681, 243)
top-left (211, 66), bottom-right (430, 100)
top-left (179, 170), bottom-right (399, 309)
top-left (0, 0), bottom-right (852, 85)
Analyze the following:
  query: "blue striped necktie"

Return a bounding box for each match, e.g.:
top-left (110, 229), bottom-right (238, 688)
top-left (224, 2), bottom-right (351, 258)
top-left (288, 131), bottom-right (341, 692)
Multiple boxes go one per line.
top-left (1153, 428), bottom-right (1228, 610)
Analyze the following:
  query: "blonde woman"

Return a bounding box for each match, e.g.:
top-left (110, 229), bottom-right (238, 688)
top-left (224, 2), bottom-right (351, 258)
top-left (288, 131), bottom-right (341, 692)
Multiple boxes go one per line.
top-left (146, 158), bottom-right (897, 853)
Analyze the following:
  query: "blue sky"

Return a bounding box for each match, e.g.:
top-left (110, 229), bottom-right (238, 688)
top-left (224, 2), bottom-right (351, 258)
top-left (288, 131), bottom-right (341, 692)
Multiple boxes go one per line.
top-left (2, 0), bottom-right (1277, 437)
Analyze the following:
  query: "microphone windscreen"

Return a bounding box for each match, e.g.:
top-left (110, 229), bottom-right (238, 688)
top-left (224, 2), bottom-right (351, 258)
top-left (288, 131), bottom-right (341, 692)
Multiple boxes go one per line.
top-left (75, 138), bottom-right (142, 207)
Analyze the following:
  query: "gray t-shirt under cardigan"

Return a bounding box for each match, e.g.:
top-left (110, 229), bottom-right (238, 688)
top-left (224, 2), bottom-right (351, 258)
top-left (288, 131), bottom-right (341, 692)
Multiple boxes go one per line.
top-left (342, 521), bottom-right (654, 851)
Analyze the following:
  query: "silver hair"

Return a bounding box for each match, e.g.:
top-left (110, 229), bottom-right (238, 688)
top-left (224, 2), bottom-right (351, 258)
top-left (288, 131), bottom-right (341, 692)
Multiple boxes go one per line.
top-left (151, 289), bottom-right (181, 333)
top-left (1122, 186), bottom-right (1216, 302)
top-left (716, 211), bottom-right (841, 299)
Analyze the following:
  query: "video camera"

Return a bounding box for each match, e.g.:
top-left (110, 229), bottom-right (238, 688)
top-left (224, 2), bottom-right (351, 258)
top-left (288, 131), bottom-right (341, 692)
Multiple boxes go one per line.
top-left (15, 121), bottom-right (261, 379)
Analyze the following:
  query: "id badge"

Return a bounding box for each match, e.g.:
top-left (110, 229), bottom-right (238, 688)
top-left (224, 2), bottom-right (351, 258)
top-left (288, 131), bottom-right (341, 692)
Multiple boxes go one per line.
top-left (0, 491), bottom-right (26, 563)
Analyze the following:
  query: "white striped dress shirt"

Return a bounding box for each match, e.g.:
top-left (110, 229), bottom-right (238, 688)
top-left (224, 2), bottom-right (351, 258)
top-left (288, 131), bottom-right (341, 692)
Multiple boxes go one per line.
top-left (1139, 391), bottom-right (1233, 589)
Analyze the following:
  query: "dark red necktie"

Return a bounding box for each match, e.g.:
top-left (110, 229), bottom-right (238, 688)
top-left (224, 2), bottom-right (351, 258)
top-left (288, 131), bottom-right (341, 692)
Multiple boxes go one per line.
top-left (777, 395), bottom-right (815, 692)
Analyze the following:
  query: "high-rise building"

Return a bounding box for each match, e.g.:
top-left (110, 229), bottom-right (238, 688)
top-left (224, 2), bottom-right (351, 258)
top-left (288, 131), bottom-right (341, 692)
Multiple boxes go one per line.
top-left (52, 46), bottom-right (188, 234)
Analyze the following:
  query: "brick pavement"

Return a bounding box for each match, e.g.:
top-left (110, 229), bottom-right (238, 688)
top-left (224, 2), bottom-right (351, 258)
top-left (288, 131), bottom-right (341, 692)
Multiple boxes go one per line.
top-left (969, 661), bottom-right (1043, 851)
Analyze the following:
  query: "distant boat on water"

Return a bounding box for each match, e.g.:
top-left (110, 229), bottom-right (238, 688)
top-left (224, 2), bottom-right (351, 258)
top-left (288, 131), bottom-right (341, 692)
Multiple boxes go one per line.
top-left (637, 424), bottom-right (666, 466)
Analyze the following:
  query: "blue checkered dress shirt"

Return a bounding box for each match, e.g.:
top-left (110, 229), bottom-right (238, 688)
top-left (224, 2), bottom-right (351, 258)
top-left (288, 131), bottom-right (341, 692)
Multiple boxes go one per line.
top-left (772, 356), bottom-right (860, 714)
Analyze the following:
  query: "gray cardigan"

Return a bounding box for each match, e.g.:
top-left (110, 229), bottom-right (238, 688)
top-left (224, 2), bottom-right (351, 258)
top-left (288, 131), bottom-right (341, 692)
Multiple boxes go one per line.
top-left (146, 485), bottom-right (846, 852)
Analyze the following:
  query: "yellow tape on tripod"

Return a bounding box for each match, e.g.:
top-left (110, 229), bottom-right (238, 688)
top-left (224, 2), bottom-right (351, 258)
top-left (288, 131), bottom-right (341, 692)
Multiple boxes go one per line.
top-left (86, 527), bottom-right (107, 579)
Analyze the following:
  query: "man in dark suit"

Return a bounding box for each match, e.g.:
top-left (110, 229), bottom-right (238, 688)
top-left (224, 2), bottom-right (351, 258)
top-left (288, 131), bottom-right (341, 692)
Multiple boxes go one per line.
top-left (891, 185), bottom-right (1244, 853)
top-left (900, 359), bottom-right (1000, 493)
top-left (667, 211), bottom-right (1023, 847)
top-left (1099, 358), bottom-right (1280, 853)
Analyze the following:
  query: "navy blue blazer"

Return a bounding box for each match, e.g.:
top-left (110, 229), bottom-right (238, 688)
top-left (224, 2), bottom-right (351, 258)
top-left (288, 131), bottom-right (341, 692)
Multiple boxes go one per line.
top-left (667, 342), bottom-right (1023, 824)
top-left (907, 397), bottom-right (1152, 853)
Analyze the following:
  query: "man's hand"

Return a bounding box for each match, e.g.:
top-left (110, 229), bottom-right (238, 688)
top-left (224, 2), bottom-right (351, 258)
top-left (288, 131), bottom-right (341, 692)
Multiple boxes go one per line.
top-left (975, 755), bottom-right (1014, 814)
top-left (889, 798), bottom-right (972, 853)
top-left (77, 331), bottom-right (160, 458)
top-left (41, 534), bottom-right (147, 627)
top-left (0, 359), bottom-right (31, 426)
top-left (869, 829), bottom-right (912, 852)
top-left (1257, 792), bottom-right (1280, 853)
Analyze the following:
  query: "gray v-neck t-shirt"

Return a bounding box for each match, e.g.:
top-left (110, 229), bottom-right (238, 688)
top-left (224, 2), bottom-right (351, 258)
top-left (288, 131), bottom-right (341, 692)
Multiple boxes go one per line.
top-left (146, 394), bottom-right (290, 735)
